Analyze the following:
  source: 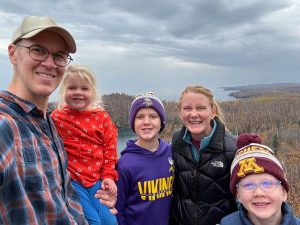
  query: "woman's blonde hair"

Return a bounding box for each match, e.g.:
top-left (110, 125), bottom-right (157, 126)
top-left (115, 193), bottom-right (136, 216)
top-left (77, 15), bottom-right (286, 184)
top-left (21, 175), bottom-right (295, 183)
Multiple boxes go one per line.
top-left (57, 64), bottom-right (103, 109)
top-left (179, 85), bottom-right (225, 124)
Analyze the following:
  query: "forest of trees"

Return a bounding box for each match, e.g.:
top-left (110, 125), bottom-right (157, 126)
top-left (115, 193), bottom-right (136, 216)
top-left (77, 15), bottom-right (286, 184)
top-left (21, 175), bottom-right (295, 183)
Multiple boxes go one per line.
top-left (103, 90), bottom-right (300, 216)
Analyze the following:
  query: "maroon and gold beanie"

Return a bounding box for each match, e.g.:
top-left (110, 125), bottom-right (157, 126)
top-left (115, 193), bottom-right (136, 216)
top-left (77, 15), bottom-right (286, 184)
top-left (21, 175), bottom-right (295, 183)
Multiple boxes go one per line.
top-left (230, 134), bottom-right (289, 195)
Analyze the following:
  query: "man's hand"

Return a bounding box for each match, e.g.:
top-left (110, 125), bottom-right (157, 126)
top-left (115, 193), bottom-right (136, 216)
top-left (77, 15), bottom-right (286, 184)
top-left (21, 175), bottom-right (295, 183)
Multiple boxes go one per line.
top-left (95, 188), bottom-right (118, 214)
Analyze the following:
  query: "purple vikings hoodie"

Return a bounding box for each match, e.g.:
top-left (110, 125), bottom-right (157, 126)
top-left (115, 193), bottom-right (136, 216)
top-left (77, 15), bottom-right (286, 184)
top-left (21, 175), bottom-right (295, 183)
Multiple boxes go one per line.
top-left (116, 139), bottom-right (174, 225)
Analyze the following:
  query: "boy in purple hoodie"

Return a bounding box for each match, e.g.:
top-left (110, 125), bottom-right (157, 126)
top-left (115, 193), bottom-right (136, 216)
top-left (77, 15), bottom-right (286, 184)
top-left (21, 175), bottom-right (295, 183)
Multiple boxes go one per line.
top-left (116, 92), bottom-right (174, 225)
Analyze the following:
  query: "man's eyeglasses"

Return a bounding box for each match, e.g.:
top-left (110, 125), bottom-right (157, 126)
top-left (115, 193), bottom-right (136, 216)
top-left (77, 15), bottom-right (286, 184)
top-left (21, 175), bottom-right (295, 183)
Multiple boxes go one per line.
top-left (236, 180), bottom-right (282, 193)
top-left (16, 44), bottom-right (73, 67)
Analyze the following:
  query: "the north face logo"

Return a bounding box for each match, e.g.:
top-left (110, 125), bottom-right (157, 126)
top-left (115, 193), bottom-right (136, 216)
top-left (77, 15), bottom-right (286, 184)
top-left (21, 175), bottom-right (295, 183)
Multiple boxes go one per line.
top-left (237, 157), bottom-right (264, 177)
top-left (211, 161), bottom-right (224, 168)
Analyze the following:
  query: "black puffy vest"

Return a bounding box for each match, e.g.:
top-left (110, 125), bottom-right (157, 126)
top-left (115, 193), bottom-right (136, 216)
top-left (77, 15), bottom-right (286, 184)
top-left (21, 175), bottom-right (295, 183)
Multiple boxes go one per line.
top-left (170, 118), bottom-right (238, 225)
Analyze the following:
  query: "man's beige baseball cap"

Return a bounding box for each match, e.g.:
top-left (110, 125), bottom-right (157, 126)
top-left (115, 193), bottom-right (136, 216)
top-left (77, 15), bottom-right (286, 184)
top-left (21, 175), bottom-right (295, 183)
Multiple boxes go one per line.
top-left (12, 16), bottom-right (76, 53)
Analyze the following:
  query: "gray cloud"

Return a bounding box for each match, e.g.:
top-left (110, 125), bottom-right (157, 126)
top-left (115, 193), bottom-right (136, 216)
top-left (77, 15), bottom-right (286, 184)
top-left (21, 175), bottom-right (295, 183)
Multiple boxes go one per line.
top-left (0, 0), bottom-right (299, 101)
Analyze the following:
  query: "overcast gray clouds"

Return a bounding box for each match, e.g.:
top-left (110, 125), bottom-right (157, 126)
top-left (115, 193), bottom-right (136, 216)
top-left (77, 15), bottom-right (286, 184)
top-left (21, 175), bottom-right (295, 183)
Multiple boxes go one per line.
top-left (1, 0), bottom-right (300, 101)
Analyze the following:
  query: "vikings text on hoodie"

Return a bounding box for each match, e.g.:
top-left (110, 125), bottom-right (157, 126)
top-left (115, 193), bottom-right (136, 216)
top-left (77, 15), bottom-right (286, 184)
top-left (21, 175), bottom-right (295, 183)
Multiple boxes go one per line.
top-left (116, 139), bottom-right (174, 225)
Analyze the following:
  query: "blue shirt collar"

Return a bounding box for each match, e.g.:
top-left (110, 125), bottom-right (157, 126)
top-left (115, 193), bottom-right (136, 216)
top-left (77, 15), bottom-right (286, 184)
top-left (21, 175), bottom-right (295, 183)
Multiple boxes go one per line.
top-left (183, 119), bottom-right (217, 161)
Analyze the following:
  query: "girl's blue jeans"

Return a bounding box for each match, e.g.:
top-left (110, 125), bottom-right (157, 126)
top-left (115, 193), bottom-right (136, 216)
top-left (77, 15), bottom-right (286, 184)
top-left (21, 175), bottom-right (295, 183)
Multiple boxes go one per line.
top-left (71, 180), bottom-right (117, 225)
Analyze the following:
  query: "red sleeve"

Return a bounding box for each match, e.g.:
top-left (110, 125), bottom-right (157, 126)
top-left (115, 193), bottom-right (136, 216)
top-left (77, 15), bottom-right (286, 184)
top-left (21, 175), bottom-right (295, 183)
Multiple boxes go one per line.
top-left (98, 112), bottom-right (118, 181)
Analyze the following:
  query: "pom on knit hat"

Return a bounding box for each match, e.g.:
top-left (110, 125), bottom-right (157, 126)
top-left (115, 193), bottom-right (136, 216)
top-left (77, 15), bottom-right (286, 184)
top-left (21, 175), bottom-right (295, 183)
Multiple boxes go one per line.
top-left (129, 92), bottom-right (166, 133)
top-left (236, 133), bottom-right (262, 149)
top-left (230, 133), bottom-right (289, 195)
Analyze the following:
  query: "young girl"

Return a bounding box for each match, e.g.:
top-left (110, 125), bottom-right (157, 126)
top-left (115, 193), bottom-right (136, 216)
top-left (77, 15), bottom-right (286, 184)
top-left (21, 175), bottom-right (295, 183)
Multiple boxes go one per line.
top-left (170, 85), bottom-right (238, 225)
top-left (116, 92), bottom-right (174, 225)
top-left (220, 133), bottom-right (300, 225)
top-left (51, 64), bottom-right (118, 225)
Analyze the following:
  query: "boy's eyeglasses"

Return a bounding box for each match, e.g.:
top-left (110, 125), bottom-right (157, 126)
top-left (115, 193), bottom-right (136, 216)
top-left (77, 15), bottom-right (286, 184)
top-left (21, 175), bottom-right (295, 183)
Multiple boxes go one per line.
top-left (16, 44), bottom-right (73, 67)
top-left (236, 180), bottom-right (282, 193)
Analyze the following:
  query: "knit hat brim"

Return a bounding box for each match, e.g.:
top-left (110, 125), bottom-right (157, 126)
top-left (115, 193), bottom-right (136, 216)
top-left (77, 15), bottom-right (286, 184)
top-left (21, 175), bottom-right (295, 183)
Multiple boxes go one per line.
top-left (129, 92), bottom-right (166, 133)
top-left (230, 143), bottom-right (289, 195)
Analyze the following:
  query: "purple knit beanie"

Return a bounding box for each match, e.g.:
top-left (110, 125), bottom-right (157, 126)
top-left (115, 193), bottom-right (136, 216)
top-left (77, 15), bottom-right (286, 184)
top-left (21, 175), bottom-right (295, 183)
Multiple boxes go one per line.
top-left (129, 92), bottom-right (166, 133)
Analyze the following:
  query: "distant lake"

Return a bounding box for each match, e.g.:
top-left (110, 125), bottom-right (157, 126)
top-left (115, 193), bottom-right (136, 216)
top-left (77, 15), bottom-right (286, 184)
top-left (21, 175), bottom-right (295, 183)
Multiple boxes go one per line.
top-left (214, 88), bottom-right (236, 102)
top-left (117, 128), bottom-right (136, 155)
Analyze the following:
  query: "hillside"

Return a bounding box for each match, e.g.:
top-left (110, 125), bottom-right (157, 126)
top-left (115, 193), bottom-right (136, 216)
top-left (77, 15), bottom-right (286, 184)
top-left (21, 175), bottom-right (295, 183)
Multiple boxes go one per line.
top-left (49, 87), bottom-right (300, 215)
top-left (222, 94), bottom-right (300, 215)
top-left (103, 89), bottom-right (300, 216)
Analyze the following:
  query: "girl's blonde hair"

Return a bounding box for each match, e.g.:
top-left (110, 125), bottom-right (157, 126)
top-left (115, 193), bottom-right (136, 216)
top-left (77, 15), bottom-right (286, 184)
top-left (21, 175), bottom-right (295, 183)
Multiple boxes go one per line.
top-left (58, 64), bottom-right (103, 109)
top-left (179, 85), bottom-right (225, 124)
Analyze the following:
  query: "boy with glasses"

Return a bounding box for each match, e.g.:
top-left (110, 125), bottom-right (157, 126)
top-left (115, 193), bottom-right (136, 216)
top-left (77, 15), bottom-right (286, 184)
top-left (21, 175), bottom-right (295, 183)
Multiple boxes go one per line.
top-left (220, 133), bottom-right (300, 225)
top-left (0, 16), bottom-right (88, 224)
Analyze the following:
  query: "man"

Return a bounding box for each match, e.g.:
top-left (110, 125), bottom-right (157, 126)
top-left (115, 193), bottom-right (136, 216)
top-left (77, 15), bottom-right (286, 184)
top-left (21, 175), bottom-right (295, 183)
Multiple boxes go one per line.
top-left (0, 15), bottom-right (87, 225)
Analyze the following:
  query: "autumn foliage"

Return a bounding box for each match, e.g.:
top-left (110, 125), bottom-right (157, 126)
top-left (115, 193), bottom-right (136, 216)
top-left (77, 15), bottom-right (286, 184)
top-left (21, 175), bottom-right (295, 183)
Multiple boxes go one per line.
top-left (103, 91), bottom-right (300, 216)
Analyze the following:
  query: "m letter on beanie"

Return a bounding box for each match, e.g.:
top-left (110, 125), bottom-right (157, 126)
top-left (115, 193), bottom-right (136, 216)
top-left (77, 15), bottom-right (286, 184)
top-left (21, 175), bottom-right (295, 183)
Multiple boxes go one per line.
top-left (237, 157), bottom-right (264, 177)
top-left (230, 136), bottom-right (289, 195)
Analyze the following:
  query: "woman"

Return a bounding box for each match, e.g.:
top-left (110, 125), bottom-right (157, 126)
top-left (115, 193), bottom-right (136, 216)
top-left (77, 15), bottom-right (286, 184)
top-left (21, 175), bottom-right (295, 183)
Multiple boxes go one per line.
top-left (170, 85), bottom-right (238, 225)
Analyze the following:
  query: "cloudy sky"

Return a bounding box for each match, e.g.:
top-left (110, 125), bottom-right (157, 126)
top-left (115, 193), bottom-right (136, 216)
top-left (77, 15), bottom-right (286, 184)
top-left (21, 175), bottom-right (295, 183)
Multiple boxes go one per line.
top-left (1, 0), bottom-right (300, 102)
